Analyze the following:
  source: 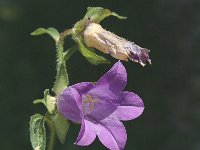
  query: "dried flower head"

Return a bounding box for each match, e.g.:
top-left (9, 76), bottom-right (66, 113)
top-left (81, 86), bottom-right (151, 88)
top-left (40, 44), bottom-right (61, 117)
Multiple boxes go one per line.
top-left (83, 23), bottom-right (151, 66)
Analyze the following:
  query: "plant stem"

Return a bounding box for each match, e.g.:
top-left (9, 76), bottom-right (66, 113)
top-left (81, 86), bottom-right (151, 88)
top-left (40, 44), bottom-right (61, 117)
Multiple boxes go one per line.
top-left (45, 115), bottom-right (55, 150)
top-left (52, 29), bottom-right (72, 94)
top-left (56, 29), bottom-right (72, 66)
top-left (47, 29), bottom-right (72, 149)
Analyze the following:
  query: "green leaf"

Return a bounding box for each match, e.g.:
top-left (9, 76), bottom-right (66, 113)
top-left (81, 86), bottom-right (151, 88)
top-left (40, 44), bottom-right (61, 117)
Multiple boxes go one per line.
top-left (31, 27), bottom-right (60, 42)
top-left (63, 45), bottom-right (78, 61)
top-left (30, 114), bottom-right (46, 150)
top-left (52, 63), bottom-right (68, 94)
top-left (72, 7), bottom-right (126, 39)
top-left (53, 113), bottom-right (70, 144)
top-left (78, 40), bottom-right (110, 65)
top-left (51, 29), bottom-right (69, 95)
top-left (84, 7), bottom-right (127, 23)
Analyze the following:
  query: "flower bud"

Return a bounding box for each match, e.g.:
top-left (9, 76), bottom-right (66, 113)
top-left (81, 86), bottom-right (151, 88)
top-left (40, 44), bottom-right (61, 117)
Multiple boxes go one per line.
top-left (83, 23), bottom-right (151, 66)
top-left (46, 95), bottom-right (56, 114)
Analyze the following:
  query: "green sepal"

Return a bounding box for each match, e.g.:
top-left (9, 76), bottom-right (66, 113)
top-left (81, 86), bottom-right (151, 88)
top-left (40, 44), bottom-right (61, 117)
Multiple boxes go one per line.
top-left (31, 27), bottom-right (60, 42)
top-left (30, 114), bottom-right (46, 150)
top-left (63, 45), bottom-right (78, 61)
top-left (33, 89), bottom-right (56, 114)
top-left (53, 113), bottom-right (70, 144)
top-left (52, 63), bottom-right (68, 94)
top-left (84, 7), bottom-right (127, 23)
top-left (73, 7), bottom-right (126, 39)
top-left (33, 89), bottom-right (49, 105)
top-left (33, 99), bottom-right (45, 105)
top-left (77, 39), bottom-right (110, 65)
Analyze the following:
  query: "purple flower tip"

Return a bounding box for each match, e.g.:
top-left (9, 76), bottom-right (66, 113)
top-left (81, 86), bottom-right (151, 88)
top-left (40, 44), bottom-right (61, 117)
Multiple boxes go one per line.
top-left (128, 45), bottom-right (151, 66)
top-left (58, 61), bottom-right (144, 150)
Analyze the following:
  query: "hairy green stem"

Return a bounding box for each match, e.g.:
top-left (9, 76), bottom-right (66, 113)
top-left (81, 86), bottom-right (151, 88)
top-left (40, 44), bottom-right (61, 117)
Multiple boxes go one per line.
top-left (56, 29), bottom-right (72, 66)
top-left (47, 29), bottom-right (73, 150)
top-left (52, 29), bottom-right (72, 94)
top-left (47, 29), bottom-right (72, 150)
top-left (45, 115), bottom-right (55, 150)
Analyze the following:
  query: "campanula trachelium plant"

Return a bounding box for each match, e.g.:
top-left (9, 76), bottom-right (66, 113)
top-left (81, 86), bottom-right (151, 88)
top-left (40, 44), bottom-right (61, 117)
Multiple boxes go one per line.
top-left (29, 7), bottom-right (151, 150)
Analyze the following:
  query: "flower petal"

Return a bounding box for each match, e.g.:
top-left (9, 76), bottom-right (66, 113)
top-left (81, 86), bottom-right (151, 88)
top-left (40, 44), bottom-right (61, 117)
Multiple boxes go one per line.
top-left (96, 61), bottom-right (127, 92)
top-left (96, 116), bottom-right (127, 150)
top-left (114, 91), bottom-right (144, 121)
top-left (72, 82), bottom-right (94, 95)
top-left (57, 87), bottom-right (83, 123)
top-left (85, 86), bottom-right (119, 122)
top-left (75, 119), bottom-right (97, 146)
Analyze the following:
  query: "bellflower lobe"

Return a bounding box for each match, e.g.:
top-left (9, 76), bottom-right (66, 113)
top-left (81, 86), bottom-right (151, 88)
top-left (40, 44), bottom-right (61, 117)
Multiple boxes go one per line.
top-left (58, 61), bottom-right (144, 150)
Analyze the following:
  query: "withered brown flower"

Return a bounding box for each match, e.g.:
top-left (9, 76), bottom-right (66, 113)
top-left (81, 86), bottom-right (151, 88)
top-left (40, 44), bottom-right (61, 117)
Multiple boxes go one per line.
top-left (83, 23), bottom-right (151, 66)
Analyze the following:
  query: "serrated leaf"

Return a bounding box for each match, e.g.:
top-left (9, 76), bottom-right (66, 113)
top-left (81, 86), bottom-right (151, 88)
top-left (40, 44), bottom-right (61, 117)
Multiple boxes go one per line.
top-left (52, 63), bottom-right (68, 94)
top-left (30, 114), bottom-right (46, 150)
top-left (31, 27), bottom-right (60, 42)
top-left (53, 113), bottom-right (70, 144)
top-left (84, 7), bottom-right (127, 23)
top-left (77, 40), bottom-right (110, 65)
top-left (63, 45), bottom-right (78, 61)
